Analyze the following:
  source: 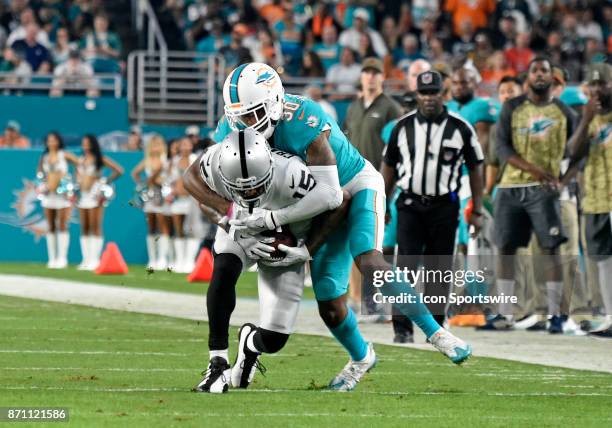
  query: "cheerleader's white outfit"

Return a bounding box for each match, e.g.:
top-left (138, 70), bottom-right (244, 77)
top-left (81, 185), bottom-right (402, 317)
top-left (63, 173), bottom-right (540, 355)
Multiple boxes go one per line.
top-left (40, 150), bottom-right (72, 210)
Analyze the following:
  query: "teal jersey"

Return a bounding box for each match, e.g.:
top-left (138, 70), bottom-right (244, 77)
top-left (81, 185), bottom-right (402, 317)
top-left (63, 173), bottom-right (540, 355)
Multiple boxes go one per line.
top-left (381, 119), bottom-right (399, 145)
top-left (447, 97), bottom-right (500, 127)
top-left (213, 94), bottom-right (365, 186)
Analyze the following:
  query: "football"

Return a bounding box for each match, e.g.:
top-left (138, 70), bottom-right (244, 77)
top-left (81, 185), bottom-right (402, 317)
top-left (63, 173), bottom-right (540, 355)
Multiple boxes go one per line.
top-left (261, 226), bottom-right (297, 259)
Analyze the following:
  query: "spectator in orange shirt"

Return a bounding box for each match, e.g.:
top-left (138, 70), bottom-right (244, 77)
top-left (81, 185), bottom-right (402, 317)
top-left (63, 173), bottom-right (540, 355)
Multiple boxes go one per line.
top-left (445, 0), bottom-right (496, 36)
top-left (481, 50), bottom-right (516, 85)
top-left (0, 120), bottom-right (30, 148)
top-left (504, 32), bottom-right (534, 74)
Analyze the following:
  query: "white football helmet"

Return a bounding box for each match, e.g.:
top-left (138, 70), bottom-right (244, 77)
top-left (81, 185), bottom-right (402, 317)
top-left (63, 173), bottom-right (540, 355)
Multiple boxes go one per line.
top-left (218, 128), bottom-right (274, 208)
top-left (223, 62), bottom-right (284, 139)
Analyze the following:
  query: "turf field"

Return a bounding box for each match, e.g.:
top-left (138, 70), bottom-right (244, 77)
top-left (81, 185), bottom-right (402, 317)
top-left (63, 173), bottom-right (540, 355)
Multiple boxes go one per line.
top-left (1, 296), bottom-right (611, 427)
top-left (0, 263), bottom-right (315, 300)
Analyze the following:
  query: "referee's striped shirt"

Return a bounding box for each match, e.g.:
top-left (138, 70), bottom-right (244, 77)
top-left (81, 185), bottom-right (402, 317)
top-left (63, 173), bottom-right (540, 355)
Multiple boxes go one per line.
top-left (383, 108), bottom-right (484, 196)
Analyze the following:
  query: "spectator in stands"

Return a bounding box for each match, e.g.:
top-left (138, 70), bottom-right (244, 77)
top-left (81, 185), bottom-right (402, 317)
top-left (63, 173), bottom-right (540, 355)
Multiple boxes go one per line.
top-left (50, 48), bottom-right (97, 98)
top-left (418, 17), bottom-right (438, 58)
top-left (356, 32), bottom-right (376, 60)
top-left (273, 6), bottom-right (303, 76)
top-left (80, 13), bottom-right (122, 67)
top-left (0, 46), bottom-right (32, 84)
top-left (123, 125), bottom-right (143, 151)
top-left (185, 125), bottom-right (205, 151)
top-left (51, 27), bottom-right (75, 65)
top-left (428, 38), bottom-right (451, 66)
top-left (451, 19), bottom-right (476, 58)
top-left (304, 84), bottom-right (337, 122)
top-left (577, 9), bottom-right (603, 43)
top-left (473, 32), bottom-right (494, 73)
top-left (300, 50), bottom-right (324, 78)
top-left (505, 32), bottom-right (534, 74)
top-left (411, 0), bottom-right (440, 30)
top-left (381, 16), bottom-right (399, 53)
top-left (6, 7), bottom-right (50, 48)
top-left (303, 2), bottom-right (342, 45)
top-left (445, 0), bottom-right (496, 37)
top-left (493, 13), bottom-right (518, 50)
top-left (584, 38), bottom-right (607, 64)
top-left (559, 14), bottom-right (584, 78)
top-left (11, 23), bottom-right (51, 73)
top-left (312, 25), bottom-right (341, 73)
top-left (69, 0), bottom-right (95, 40)
top-left (481, 50), bottom-right (515, 85)
top-left (339, 8), bottom-right (387, 58)
top-left (325, 47), bottom-right (361, 97)
top-left (394, 34), bottom-right (426, 76)
top-left (0, 120), bottom-right (30, 148)
top-left (250, 28), bottom-right (283, 69)
top-left (219, 23), bottom-right (253, 73)
top-left (0, 0), bottom-right (27, 37)
top-left (195, 19), bottom-right (229, 55)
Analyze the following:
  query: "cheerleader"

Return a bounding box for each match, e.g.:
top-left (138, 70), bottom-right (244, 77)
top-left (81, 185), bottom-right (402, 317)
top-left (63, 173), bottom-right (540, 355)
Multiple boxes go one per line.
top-left (37, 132), bottom-right (77, 268)
top-left (131, 135), bottom-right (170, 270)
top-left (169, 137), bottom-right (199, 273)
top-left (76, 134), bottom-right (124, 270)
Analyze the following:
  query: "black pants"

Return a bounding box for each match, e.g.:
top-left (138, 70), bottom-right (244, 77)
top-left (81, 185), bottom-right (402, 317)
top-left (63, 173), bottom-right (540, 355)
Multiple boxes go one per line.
top-left (393, 193), bottom-right (459, 333)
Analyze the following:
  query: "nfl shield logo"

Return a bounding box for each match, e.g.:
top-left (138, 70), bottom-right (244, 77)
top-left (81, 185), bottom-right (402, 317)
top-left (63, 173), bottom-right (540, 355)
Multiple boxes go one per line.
top-left (422, 73), bottom-right (432, 84)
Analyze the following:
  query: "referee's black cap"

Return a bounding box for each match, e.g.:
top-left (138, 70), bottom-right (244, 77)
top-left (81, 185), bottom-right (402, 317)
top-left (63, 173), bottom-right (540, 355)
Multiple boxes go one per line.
top-left (416, 71), bottom-right (443, 93)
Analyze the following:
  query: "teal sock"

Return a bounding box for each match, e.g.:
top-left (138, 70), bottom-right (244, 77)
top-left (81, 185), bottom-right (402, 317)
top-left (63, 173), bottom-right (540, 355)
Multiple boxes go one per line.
top-left (330, 308), bottom-right (368, 361)
top-left (381, 280), bottom-right (441, 338)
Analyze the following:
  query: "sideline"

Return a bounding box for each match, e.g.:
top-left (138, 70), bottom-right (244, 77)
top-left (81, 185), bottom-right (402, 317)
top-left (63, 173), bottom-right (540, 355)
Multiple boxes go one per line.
top-left (0, 274), bottom-right (610, 373)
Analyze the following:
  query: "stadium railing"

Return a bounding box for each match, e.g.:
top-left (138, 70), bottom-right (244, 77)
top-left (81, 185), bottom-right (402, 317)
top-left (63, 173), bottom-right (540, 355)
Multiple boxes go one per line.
top-left (0, 73), bottom-right (123, 98)
top-left (127, 51), bottom-right (225, 127)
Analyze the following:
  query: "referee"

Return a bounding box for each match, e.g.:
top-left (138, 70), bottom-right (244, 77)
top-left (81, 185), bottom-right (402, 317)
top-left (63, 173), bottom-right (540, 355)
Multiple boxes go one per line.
top-left (381, 70), bottom-right (485, 324)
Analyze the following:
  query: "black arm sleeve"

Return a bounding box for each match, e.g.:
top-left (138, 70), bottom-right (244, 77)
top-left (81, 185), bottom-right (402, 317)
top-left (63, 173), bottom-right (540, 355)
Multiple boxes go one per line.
top-left (495, 100), bottom-right (517, 163)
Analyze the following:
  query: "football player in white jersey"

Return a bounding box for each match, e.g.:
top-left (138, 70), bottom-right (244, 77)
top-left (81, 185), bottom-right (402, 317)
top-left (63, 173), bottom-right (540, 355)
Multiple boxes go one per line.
top-left (192, 128), bottom-right (353, 393)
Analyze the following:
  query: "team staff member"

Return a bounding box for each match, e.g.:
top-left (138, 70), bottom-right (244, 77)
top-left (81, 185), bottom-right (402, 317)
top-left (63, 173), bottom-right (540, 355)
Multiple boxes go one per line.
top-left (567, 63), bottom-right (612, 338)
top-left (344, 56), bottom-right (402, 317)
top-left (489, 57), bottom-right (577, 334)
top-left (382, 70), bottom-right (485, 324)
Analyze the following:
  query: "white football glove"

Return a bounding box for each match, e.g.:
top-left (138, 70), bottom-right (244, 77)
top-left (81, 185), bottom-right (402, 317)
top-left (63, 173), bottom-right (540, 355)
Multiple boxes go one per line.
top-left (228, 225), bottom-right (275, 259)
top-left (229, 209), bottom-right (276, 235)
top-left (260, 242), bottom-right (311, 267)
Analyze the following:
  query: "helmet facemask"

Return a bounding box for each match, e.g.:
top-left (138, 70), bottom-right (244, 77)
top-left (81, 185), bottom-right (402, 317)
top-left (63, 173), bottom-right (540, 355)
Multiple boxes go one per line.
top-left (225, 95), bottom-right (283, 139)
top-left (220, 163), bottom-right (274, 209)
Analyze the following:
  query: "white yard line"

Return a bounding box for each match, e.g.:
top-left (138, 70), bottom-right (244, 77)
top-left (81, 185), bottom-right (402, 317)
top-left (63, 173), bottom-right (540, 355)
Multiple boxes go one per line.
top-left (0, 385), bottom-right (611, 397)
top-left (0, 274), bottom-right (611, 373)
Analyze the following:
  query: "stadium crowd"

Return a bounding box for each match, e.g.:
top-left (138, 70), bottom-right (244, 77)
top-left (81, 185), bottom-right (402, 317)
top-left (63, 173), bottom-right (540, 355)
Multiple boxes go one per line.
top-left (1, 0), bottom-right (611, 339)
top-left (0, 0), bottom-right (122, 94)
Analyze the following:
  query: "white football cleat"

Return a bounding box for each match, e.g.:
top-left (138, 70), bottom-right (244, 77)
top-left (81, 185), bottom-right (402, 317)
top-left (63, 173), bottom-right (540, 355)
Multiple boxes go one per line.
top-left (429, 328), bottom-right (472, 364)
top-left (328, 342), bottom-right (376, 391)
top-left (231, 323), bottom-right (266, 388)
top-left (192, 356), bottom-right (231, 393)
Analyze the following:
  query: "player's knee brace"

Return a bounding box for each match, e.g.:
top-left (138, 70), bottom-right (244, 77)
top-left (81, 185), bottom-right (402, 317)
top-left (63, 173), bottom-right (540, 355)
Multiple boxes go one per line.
top-left (254, 328), bottom-right (289, 354)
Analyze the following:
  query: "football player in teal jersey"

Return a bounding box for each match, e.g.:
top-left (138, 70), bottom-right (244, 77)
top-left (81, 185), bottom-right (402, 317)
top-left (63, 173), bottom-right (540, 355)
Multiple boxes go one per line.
top-left (185, 63), bottom-right (472, 392)
top-left (447, 68), bottom-right (500, 253)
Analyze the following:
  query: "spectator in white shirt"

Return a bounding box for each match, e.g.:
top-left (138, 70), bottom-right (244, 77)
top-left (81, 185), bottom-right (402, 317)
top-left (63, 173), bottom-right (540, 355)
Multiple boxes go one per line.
top-left (576, 9), bottom-right (603, 42)
top-left (6, 8), bottom-right (50, 48)
top-left (50, 49), bottom-right (98, 97)
top-left (339, 8), bottom-right (388, 58)
top-left (325, 47), bottom-right (361, 97)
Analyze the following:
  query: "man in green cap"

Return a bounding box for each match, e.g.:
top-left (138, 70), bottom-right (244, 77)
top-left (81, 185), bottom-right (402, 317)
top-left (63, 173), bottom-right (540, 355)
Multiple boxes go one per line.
top-left (567, 63), bottom-right (612, 338)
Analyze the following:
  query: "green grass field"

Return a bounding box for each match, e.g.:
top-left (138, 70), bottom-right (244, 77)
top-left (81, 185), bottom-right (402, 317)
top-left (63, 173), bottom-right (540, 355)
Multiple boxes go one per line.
top-left (1, 296), bottom-right (611, 427)
top-left (0, 263), bottom-right (315, 300)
